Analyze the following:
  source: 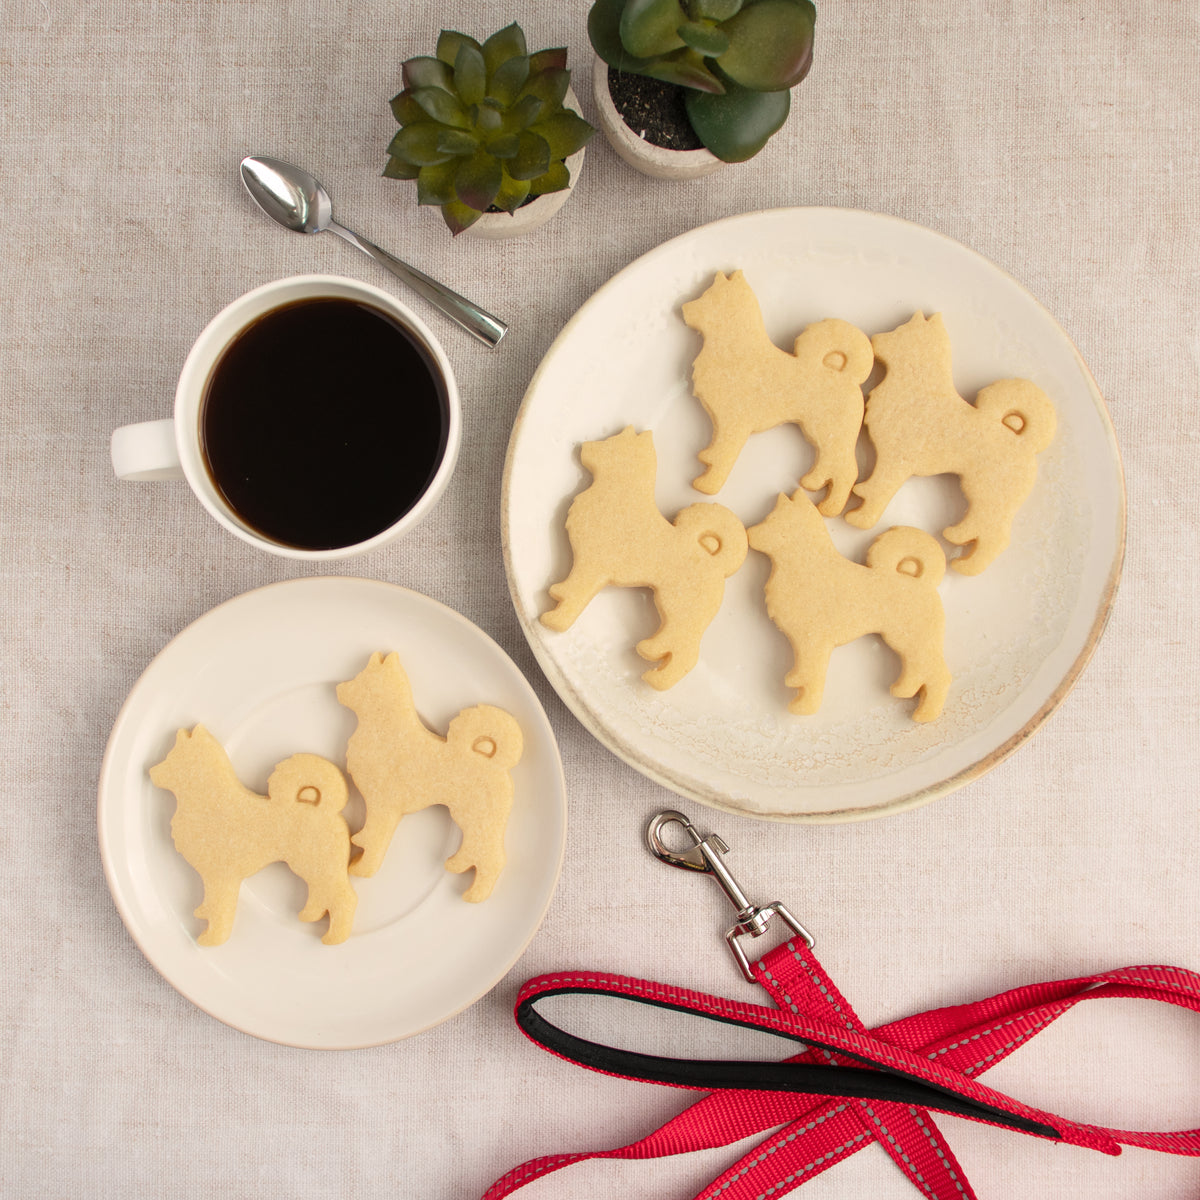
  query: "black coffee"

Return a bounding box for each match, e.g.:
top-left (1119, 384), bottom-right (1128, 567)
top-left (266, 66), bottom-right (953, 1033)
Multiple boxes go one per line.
top-left (200, 297), bottom-right (449, 550)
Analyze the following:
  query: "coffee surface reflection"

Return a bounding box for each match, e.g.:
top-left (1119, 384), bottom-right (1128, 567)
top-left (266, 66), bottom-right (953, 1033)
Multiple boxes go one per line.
top-left (200, 297), bottom-right (449, 550)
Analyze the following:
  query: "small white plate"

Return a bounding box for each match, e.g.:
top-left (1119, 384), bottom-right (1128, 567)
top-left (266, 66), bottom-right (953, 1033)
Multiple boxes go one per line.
top-left (98, 577), bottom-right (565, 1048)
top-left (502, 208), bottom-right (1124, 822)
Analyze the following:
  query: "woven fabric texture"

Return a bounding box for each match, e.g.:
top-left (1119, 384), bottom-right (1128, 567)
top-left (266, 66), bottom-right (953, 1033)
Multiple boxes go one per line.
top-left (2, 2), bottom-right (1197, 1197)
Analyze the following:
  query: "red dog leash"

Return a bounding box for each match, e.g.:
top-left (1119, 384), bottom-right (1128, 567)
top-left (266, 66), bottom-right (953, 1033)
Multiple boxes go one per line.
top-left (483, 811), bottom-right (1200, 1200)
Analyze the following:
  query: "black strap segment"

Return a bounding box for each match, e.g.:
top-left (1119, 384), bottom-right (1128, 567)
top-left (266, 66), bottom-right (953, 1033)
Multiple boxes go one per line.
top-left (517, 985), bottom-right (1060, 1140)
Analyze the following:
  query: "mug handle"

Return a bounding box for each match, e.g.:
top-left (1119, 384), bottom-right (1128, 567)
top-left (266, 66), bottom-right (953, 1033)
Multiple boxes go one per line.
top-left (111, 419), bottom-right (185, 481)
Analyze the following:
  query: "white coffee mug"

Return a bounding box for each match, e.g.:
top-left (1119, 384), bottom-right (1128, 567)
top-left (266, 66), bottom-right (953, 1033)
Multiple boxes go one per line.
top-left (110, 274), bottom-right (462, 560)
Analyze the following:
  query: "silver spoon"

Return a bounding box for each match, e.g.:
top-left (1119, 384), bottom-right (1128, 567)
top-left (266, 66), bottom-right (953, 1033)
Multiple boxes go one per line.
top-left (239, 155), bottom-right (507, 347)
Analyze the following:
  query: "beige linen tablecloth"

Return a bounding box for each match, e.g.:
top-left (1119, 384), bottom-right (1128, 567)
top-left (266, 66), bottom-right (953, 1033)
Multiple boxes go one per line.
top-left (3, 2), bottom-right (1198, 1197)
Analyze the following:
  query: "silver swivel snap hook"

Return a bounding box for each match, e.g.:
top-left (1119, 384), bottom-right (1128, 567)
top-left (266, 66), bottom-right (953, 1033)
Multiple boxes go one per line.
top-left (646, 810), bottom-right (814, 982)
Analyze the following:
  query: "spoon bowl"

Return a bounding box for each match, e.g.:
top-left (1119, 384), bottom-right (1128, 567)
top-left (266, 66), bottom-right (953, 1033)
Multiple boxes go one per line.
top-left (240, 156), bottom-right (333, 235)
top-left (239, 155), bottom-right (506, 347)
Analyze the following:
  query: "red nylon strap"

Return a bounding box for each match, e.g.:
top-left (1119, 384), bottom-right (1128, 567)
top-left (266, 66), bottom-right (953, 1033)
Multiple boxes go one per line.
top-left (482, 943), bottom-right (1200, 1200)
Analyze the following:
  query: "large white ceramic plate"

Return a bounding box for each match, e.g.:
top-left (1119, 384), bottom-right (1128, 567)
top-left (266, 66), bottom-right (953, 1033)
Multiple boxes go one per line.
top-left (502, 208), bottom-right (1124, 822)
top-left (98, 577), bottom-right (565, 1047)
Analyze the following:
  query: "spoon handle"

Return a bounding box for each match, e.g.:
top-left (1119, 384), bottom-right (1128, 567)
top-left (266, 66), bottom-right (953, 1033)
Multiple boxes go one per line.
top-left (328, 222), bottom-right (507, 347)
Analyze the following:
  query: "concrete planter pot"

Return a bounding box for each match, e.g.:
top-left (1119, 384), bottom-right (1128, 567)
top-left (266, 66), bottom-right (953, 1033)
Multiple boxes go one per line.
top-left (591, 60), bottom-right (725, 181)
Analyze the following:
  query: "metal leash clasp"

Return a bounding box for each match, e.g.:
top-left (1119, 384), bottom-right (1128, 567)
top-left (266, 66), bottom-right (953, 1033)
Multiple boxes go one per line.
top-left (646, 810), bottom-right (814, 982)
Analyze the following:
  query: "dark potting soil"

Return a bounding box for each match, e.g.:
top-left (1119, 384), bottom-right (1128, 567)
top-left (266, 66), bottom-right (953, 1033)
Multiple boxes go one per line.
top-left (485, 196), bottom-right (537, 214)
top-left (607, 70), bottom-right (704, 151)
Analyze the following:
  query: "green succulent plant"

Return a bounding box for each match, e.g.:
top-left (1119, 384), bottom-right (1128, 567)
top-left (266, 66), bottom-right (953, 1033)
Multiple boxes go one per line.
top-left (588, 0), bottom-right (816, 162)
top-left (384, 23), bottom-right (595, 235)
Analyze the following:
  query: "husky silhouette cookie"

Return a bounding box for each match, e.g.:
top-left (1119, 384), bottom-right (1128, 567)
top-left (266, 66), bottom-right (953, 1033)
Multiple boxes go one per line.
top-left (337, 652), bottom-right (523, 902)
top-left (149, 726), bottom-right (358, 946)
top-left (847, 312), bottom-right (1057, 575)
top-left (681, 270), bottom-right (874, 514)
top-left (541, 427), bottom-right (748, 690)
top-left (748, 492), bottom-right (952, 722)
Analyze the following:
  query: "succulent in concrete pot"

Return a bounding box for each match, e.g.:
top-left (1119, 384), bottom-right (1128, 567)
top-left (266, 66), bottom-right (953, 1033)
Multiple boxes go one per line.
top-left (385, 22), bottom-right (595, 236)
top-left (588, 0), bottom-right (815, 166)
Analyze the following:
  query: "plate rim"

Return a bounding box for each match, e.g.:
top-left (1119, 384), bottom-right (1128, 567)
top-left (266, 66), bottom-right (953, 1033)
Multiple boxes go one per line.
top-left (97, 575), bottom-right (567, 1047)
top-left (500, 205), bottom-right (1126, 823)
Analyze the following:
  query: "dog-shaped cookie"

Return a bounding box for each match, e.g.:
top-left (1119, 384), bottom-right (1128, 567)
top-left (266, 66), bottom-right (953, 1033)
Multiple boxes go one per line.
top-left (149, 725), bottom-right (358, 945)
top-left (748, 491), bottom-right (952, 722)
top-left (541, 426), bottom-right (748, 689)
top-left (847, 311), bottom-right (1057, 575)
top-left (681, 270), bottom-right (874, 513)
top-left (337, 652), bottom-right (523, 902)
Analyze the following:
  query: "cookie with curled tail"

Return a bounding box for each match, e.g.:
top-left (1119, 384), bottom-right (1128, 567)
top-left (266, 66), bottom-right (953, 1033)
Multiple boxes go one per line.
top-left (748, 492), bottom-right (952, 722)
top-left (681, 269), bottom-right (874, 514)
top-left (337, 652), bottom-right (522, 903)
top-left (540, 427), bottom-right (747, 690)
top-left (848, 311), bottom-right (1057, 575)
top-left (149, 726), bottom-right (358, 945)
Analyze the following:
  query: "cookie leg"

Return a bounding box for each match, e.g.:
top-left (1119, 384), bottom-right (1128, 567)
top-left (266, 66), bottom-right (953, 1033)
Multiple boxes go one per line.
top-left (298, 877), bottom-right (340, 923)
top-left (885, 626), bottom-right (952, 721)
top-left (693, 425), bottom-right (749, 495)
top-left (944, 507), bottom-right (1008, 576)
top-left (638, 630), bottom-right (699, 689)
top-left (194, 871), bottom-right (241, 946)
top-left (899, 661), bottom-right (952, 722)
top-left (801, 450), bottom-right (857, 517)
top-left (350, 806), bottom-right (404, 877)
top-left (784, 641), bottom-right (832, 715)
top-left (446, 825), bottom-right (504, 903)
top-left (541, 564), bottom-right (607, 631)
top-left (846, 459), bottom-right (908, 529)
top-left (320, 881), bottom-right (358, 945)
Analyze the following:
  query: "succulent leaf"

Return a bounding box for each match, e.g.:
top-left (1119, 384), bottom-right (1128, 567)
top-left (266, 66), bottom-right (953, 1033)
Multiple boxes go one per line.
top-left (390, 89), bottom-right (426, 125)
top-left (529, 47), bottom-right (569, 73)
top-left (435, 128), bottom-right (479, 157)
top-left (488, 53), bottom-right (531, 106)
top-left (644, 49), bottom-right (724, 92)
top-left (520, 66), bottom-right (570, 110)
top-left (506, 131), bottom-right (552, 180)
top-left (454, 150), bottom-right (503, 212)
top-left (441, 199), bottom-right (483, 236)
top-left (506, 94), bottom-right (544, 131)
top-left (453, 43), bottom-right (488, 106)
top-left (402, 56), bottom-right (453, 92)
top-left (620, 0), bottom-right (689, 57)
top-left (684, 78), bottom-right (790, 160)
top-left (690, 0), bottom-right (742, 19)
top-left (388, 123), bottom-right (454, 166)
top-left (482, 22), bottom-right (527, 74)
top-left (412, 86), bottom-right (471, 129)
top-left (589, 0), bottom-right (660, 71)
top-left (715, 0), bottom-right (814, 91)
top-left (486, 132), bottom-right (521, 159)
top-left (531, 111), bottom-right (596, 160)
top-left (382, 156), bottom-right (421, 180)
top-left (493, 171), bottom-right (531, 213)
top-left (527, 160), bottom-right (571, 196)
top-left (508, 131), bottom-right (552, 181)
top-left (416, 161), bottom-right (458, 205)
top-left (436, 30), bottom-right (483, 68)
top-left (472, 102), bottom-right (500, 132)
top-left (677, 20), bottom-right (730, 57)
